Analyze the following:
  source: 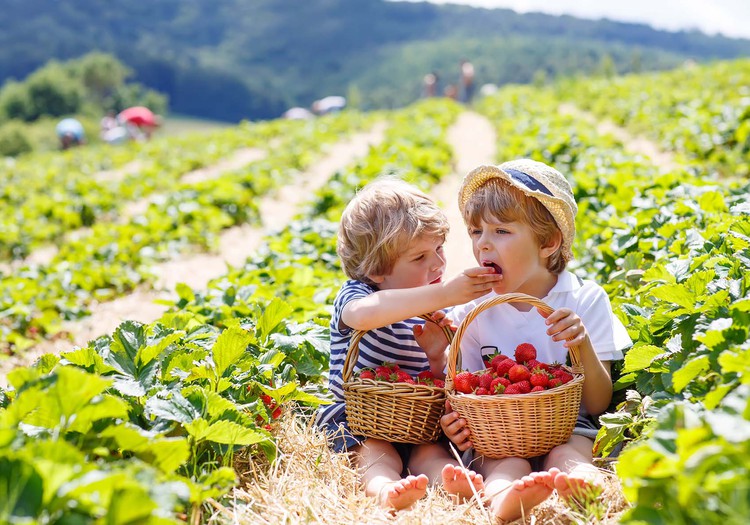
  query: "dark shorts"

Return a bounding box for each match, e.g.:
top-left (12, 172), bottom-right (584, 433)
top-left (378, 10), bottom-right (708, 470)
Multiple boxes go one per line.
top-left (319, 409), bottom-right (444, 474)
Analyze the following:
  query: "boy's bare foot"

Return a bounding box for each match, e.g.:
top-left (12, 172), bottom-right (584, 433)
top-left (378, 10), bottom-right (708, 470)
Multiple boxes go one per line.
top-left (489, 468), bottom-right (559, 521)
top-left (553, 468), bottom-right (604, 505)
top-left (378, 474), bottom-right (429, 510)
top-left (441, 464), bottom-right (485, 502)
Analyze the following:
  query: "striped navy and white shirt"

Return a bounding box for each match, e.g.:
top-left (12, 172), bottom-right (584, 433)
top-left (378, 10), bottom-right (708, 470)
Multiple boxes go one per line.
top-left (314, 280), bottom-right (431, 428)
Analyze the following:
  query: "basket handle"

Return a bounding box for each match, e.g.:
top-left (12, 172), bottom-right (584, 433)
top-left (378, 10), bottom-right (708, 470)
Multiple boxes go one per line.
top-left (342, 314), bottom-right (455, 382)
top-left (446, 293), bottom-right (583, 382)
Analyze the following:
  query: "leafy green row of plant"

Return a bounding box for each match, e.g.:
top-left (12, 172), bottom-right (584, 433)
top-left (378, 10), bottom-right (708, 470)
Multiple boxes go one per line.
top-left (477, 83), bottom-right (750, 524)
top-left (0, 98), bottom-right (461, 523)
top-left (555, 58), bottom-right (750, 177)
top-left (1, 112), bottom-right (375, 353)
top-left (0, 112), bottom-right (369, 260)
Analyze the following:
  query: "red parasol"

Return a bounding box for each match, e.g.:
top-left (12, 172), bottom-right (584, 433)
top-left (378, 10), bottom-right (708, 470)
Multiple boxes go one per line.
top-left (118, 106), bottom-right (157, 127)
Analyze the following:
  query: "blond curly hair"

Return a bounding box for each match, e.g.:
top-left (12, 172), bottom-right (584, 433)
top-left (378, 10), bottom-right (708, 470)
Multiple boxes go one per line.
top-left (338, 177), bottom-right (449, 285)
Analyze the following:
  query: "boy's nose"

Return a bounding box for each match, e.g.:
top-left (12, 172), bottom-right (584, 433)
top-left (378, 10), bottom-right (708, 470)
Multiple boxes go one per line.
top-left (477, 234), bottom-right (490, 250)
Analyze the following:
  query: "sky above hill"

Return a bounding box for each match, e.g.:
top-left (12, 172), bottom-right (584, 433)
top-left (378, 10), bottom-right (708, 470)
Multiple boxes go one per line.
top-left (395, 0), bottom-right (750, 39)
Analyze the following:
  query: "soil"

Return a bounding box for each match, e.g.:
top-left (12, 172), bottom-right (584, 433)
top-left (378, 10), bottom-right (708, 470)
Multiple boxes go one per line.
top-left (432, 111), bottom-right (497, 277)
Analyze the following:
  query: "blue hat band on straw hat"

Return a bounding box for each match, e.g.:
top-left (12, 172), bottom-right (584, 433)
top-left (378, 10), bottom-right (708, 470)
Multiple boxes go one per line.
top-left (504, 168), bottom-right (553, 197)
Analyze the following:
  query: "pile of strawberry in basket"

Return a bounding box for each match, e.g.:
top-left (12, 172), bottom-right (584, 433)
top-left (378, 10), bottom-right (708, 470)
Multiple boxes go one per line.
top-left (355, 364), bottom-right (445, 388)
top-left (454, 343), bottom-right (574, 395)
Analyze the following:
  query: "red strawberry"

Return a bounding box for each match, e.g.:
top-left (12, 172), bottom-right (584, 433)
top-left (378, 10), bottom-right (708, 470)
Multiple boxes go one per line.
top-left (433, 379), bottom-right (445, 388)
top-left (271, 406), bottom-right (282, 419)
top-left (504, 383), bottom-right (524, 395)
top-left (495, 377), bottom-right (511, 388)
top-left (417, 370), bottom-right (435, 381)
top-left (359, 369), bottom-right (375, 380)
top-left (489, 353), bottom-right (509, 369)
top-left (375, 365), bottom-right (392, 378)
top-left (508, 364), bottom-right (531, 383)
top-left (526, 359), bottom-right (549, 372)
top-left (478, 371), bottom-right (495, 390)
top-left (395, 371), bottom-right (413, 383)
top-left (454, 371), bottom-right (476, 394)
top-left (530, 385), bottom-right (546, 392)
top-left (515, 380), bottom-right (532, 393)
top-left (549, 378), bottom-right (563, 389)
top-left (530, 371), bottom-right (549, 388)
top-left (495, 359), bottom-right (516, 377)
top-left (515, 343), bottom-right (537, 364)
top-left (490, 377), bottom-right (506, 394)
top-left (475, 387), bottom-right (490, 396)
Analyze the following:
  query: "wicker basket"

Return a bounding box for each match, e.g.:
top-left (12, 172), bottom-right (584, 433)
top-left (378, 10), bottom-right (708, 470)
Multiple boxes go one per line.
top-left (343, 314), bottom-right (452, 444)
top-left (446, 293), bottom-right (585, 459)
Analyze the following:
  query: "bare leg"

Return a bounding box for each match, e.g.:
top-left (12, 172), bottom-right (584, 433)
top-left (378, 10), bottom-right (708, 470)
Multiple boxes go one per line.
top-left (479, 457), bottom-right (558, 521)
top-left (352, 438), bottom-right (428, 510)
top-left (545, 435), bottom-right (604, 504)
top-left (408, 443), bottom-right (484, 502)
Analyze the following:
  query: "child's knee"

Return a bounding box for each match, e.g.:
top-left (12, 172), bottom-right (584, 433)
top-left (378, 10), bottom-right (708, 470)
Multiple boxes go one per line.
top-left (545, 438), bottom-right (592, 468)
top-left (545, 443), bottom-right (574, 467)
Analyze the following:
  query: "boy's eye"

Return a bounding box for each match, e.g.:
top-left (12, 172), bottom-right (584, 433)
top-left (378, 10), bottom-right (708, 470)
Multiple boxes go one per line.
top-left (495, 228), bottom-right (509, 234)
top-left (412, 254), bottom-right (425, 262)
top-left (469, 228), bottom-right (482, 236)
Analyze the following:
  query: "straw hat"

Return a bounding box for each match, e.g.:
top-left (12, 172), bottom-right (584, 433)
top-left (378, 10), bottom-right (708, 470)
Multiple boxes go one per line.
top-left (458, 159), bottom-right (578, 258)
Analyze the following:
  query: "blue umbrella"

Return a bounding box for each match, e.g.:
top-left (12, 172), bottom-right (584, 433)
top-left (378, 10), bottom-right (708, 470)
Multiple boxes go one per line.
top-left (55, 118), bottom-right (84, 140)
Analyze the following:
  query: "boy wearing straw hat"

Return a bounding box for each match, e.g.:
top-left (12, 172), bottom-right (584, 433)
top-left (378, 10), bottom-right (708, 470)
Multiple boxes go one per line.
top-left (440, 159), bottom-right (631, 520)
top-left (314, 177), bottom-right (501, 511)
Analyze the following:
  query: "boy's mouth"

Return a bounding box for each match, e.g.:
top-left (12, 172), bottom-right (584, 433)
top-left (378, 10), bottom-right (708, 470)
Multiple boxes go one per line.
top-left (430, 276), bottom-right (442, 284)
top-left (482, 261), bottom-right (502, 275)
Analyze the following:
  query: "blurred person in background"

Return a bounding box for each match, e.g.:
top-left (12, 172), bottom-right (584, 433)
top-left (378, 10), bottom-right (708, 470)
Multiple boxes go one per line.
top-left (56, 117), bottom-right (85, 150)
top-left (460, 59), bottom-right (475, 104)
top-left (118, 106), bottom-right (162, 141)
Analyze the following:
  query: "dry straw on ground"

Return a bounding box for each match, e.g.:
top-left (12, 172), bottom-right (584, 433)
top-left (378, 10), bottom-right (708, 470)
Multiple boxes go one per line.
top-left (214, 409), bottom-right (629, 525)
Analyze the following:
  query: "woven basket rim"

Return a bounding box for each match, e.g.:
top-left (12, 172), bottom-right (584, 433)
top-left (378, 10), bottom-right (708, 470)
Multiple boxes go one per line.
top-left (342, 313), bottom-right (454, 383)
top-left (447, 292), bottom-right (584, 384)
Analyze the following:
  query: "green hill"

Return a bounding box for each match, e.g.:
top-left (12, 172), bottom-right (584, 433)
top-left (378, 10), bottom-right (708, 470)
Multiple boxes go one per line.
top-left (2, 0), bottom-right (749, 121)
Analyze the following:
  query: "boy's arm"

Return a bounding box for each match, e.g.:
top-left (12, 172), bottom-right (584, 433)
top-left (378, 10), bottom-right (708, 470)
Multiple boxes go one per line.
top-left (342, 267), bottom-right (499, 331)
top-left (577, 335), bottom-right (614, 415)
top-left (542, 307), bottom-right (614, 415)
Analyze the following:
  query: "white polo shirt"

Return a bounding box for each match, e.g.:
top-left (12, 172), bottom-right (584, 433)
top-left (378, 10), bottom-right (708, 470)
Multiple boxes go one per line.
top-left (448, 271), bottom-right (630, 372)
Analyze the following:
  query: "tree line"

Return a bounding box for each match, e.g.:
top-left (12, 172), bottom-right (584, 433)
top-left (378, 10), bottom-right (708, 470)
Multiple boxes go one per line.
top-left (1, 0), bottom-right (749, 123)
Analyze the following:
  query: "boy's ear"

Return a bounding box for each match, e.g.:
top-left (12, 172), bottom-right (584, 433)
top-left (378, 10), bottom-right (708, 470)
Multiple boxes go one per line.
top-left (539, 230), bottom-right (563, 258)
top-left (368, 274), bottom-right (385, 284)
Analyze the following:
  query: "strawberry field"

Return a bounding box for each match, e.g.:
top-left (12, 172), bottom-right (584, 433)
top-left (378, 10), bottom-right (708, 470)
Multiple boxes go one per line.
top-left (1, 59), bottom-right (749, 524)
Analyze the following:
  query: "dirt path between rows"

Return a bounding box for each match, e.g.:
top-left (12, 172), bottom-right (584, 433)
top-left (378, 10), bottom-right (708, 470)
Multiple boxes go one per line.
top-left (558, 103), bottom-right (678, 172)
top-left (434, 104), bottom-right (677, 276)
top-left (1, 124), bottom-right (386, 382)
top-left (431, 111), bottom-right (497, 278)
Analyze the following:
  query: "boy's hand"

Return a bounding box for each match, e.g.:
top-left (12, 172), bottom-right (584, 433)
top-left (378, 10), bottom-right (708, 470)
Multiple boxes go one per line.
top-left (440, 400), bottom-right (473, 451)
top-left (442, 266), bottom-right (502, 304)
top-left (538, 307), bottom-right (587, 348)
top-left (413, 311), bottom-right (454, 370)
